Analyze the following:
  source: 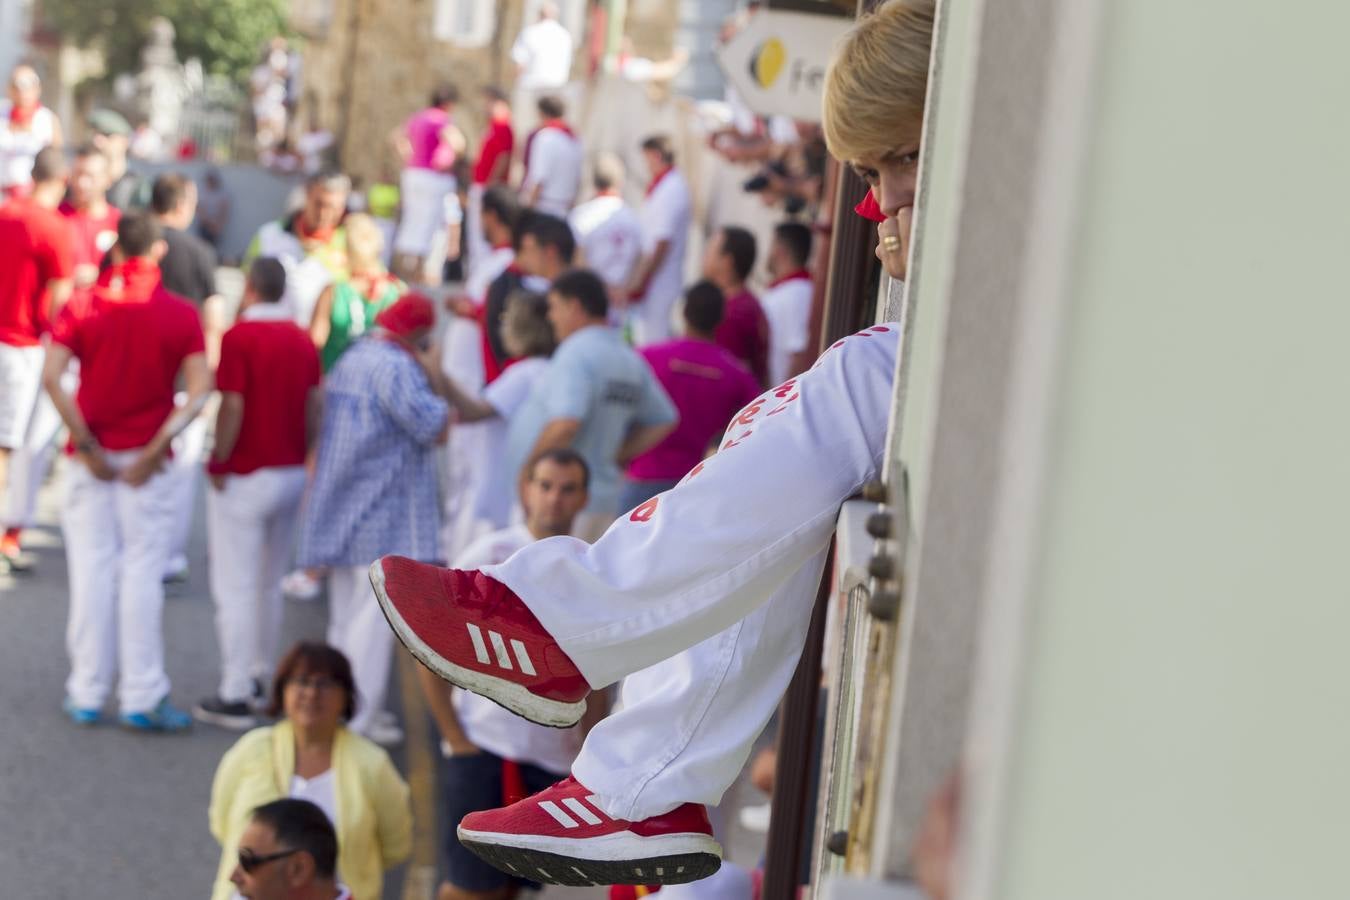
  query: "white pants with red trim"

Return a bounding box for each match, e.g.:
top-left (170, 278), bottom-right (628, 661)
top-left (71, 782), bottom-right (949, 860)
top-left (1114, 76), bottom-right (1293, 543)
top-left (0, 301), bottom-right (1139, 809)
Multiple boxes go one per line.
top-left (63, 451), bottom-right (177, 713)
top-left (486, 324), bottom-right (897, 820)
top-left (327, 564), bottom-right (396, 735)
top-left (165, 406), bottom-right (208, 576)
top-left (206, 466), bottom-right (307, 703)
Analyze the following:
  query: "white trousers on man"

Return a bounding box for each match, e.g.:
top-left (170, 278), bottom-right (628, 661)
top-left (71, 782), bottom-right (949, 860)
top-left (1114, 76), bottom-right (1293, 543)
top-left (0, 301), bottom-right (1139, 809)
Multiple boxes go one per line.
top-left (165, 403), bottom-right (208, 576)
top-left (206, 466), bottom-right (307, 703)
top-left (63, 451), bottom-right (177, 713)
top-left (488, 324), bottom-right (898, 820)
top-left (327, 564), bottom-right (396, 735)
top-left (2, 372), bottom-right (66, 528)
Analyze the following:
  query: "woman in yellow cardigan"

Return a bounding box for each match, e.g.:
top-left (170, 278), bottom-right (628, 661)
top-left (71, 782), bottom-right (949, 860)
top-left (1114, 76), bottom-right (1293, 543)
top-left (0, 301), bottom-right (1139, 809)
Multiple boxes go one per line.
top-left (209, 642), bottom-right (412, 899)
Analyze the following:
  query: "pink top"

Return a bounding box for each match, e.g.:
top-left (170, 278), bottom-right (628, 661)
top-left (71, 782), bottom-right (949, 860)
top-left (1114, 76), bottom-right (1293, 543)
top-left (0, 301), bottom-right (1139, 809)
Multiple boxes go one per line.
top-left (628, 338), bottom-right (763, 482)
top-left (405, 107), bottom-right (452, 171)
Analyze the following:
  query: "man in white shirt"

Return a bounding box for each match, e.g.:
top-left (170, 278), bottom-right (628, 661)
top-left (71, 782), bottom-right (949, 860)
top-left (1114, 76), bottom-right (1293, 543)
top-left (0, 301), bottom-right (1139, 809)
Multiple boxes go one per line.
top-left (417, 448), bottom-right (604, 900)
top-left (628, 134), bottom-right (692, 347)
top-left (520, 96), bottom-right (583, 218)
top-left (511, 1), bottom-right (574, 130)
top-left (568, 152), bottom-right (642, 298)
top-left (760, 222), bottom-right (816, 386)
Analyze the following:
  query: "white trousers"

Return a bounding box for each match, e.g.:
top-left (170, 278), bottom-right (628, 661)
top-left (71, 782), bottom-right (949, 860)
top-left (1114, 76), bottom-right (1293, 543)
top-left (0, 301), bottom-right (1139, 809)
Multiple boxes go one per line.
top-left (63, 451), bottom-right (177, 713)
top-left (165, 409), bottom-right (208, 575)
top-left (206, 466), bottom-right (307, 702)
top-left (395, 168), bottom-right (457, 259)
top-left (465, 183), bottom-right (488, 283)
top-left (3, 374), bottom-right (66, 528)
top-left (0, 342), bottom-right (42, 449)
top-left (488, 324), bottom-right (898, 819)
top-left (327, 564), bottom-right (396, 734)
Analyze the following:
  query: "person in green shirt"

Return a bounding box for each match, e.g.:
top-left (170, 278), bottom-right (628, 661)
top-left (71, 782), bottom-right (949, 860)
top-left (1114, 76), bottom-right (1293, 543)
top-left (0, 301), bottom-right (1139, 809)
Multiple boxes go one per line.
top-left (309, 213), bottom-right (406, 371)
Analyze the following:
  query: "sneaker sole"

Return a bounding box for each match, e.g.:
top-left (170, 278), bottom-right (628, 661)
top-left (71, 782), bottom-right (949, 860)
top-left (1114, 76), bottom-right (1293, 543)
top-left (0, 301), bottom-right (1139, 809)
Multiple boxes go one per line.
top-left (369, 560), bottom-right (586, 729)
top-left (457, 827), bottom-right (722, 887)
top-left (192, 705), bottom-right (258, 731)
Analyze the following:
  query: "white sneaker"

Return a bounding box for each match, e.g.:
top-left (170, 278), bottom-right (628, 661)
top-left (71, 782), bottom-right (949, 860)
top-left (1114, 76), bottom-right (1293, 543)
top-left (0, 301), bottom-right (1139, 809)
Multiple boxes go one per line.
top-left (363, 718), bottom-right (404, 747)
top-left (281, 569), bottom-right (322, 601)
top-left (738, 802), bottom-right (772, 833)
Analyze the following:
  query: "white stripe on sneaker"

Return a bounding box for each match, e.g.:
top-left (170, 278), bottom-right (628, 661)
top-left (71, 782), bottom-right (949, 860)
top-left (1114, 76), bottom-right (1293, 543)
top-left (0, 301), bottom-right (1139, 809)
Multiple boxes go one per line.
top-left (466, 623), bottom-right (490, 664)
top-left (489, 630), bottom-right (513, 670)
top-left (562, 797), bottom-right (603, 825)
top-left (511, 639), bottom-right (537, 676)
top-left (539, 800), bottom-right (579, 828)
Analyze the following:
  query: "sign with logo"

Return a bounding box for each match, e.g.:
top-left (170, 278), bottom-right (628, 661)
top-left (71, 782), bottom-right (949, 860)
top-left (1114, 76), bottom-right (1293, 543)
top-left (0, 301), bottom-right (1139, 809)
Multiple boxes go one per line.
top-left (716, 10), bottom-right (855, 123)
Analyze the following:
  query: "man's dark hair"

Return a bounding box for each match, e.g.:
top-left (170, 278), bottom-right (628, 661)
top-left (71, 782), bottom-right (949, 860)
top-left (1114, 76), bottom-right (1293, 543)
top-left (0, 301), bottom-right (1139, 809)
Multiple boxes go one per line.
top-left (481, 85), bottom-right (508, 104)
top-left (431, 83), bottom-right (460, 108)
top-left (640, 134), bottom-right (675, 165)
top-left (481, 185), bottom-right (521, 235)
top-left (520, 212), bottom-right (576, 265)
top-left (248, 257), bottom-right (287, 304)
top-left (526, 447), bottom-right (591, 491)
top-left (537, 95), bottom-right (566, 120)
top-left (250, 799), bottom-right (338, 880)
top-left (150, 172), bottom-right (192, 215)
top-left (30, 146), bottom-right (66, 184)
top-left (719, 226), bottom-right (757, 283)
top-left (774, 222), bottom-right (814, 269)
top-left (306, 169), bottom-right (352, 194)
top-left (551, 268), bottom-right (608, 319)
top-left (117, 212), bottom-right (163, 257)
top-left (73, 143), bottom-right (106, 164)
top-left (683, 280), bottom-right (726, 335)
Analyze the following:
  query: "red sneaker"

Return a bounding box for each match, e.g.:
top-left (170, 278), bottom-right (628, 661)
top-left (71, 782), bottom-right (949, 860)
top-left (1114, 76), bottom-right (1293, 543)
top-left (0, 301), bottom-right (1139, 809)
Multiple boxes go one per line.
top-left (370, 556), bottom-right (590, 727)
top-left (457, 776), bottom-right (722, 887)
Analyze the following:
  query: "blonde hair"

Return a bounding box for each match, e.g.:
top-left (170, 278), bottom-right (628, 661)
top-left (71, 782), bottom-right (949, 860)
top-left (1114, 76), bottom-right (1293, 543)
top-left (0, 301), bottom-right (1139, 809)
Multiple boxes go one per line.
top-left (501, 290), bottom-right (557, 359)
top-left (822, 0), bottom-right (936, 164)
top-left (343, 213), bottom-right (385, 274)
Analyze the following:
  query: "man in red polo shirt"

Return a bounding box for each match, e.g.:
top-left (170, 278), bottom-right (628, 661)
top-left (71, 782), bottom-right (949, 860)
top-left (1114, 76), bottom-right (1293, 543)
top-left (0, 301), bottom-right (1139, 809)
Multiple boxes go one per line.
top-left (704, 225), bottom-right (770, 387)
top-left (466, 86), bottom-right (514, 279)
top-left (194, 257), bottom-right (322, 730)
top-left (0, 147), bottom-right (71, 573)
top-left (59, 144), bottom-right (120, 289)
top-left (42, 211), bottom-right (210, 731)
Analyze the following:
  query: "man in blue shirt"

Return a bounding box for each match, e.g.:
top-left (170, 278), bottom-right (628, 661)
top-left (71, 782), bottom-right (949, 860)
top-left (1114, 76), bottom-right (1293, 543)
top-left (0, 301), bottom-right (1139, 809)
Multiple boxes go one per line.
top-left (506, 269), bottom-right (676, 540)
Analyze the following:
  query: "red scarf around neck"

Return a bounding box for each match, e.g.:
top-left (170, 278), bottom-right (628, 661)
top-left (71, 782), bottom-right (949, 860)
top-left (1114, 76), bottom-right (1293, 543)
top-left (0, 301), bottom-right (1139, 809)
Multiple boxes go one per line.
top-left (8, 103), bottom-right (38, 129)
top-left (769, 269), bottom-right (812, 289)
top-left (645, 166), bottom-right (673, 198)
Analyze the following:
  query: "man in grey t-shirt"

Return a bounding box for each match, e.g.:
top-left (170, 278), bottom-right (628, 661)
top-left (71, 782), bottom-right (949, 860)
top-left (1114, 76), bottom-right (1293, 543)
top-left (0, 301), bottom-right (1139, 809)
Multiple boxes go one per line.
top-left (506, 269), bottom-right (676, 540)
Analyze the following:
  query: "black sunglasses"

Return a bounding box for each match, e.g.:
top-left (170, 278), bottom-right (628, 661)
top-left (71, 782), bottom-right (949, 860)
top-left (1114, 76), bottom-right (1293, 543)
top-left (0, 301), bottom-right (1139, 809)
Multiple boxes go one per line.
top-left (238, 847), bottom-right (301, 874)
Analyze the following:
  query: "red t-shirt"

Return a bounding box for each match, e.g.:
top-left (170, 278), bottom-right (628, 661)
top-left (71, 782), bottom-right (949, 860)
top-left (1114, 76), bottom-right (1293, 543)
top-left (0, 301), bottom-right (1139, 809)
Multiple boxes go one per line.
top-left (209, 316), bottom-right (321, 475)
top-left (0, 197), bottom-right (75, 346)
top-left (59, 201), bottom-right (121, 273)
top-left (472, 118), bottom-right (515, 186)
top-left (714, 289), bottom-right (771, 388)
top-left (51, 258), bottom-right (205, 451)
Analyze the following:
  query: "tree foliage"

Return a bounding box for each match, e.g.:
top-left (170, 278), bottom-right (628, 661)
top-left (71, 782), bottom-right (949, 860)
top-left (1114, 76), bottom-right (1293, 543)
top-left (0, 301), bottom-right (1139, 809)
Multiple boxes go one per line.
top-left (42, 0), bottom-right (289, 87)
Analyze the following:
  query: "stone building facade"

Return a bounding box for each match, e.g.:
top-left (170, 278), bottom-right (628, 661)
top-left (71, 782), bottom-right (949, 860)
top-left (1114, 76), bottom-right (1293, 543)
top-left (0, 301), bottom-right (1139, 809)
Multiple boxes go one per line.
top-left (290, 0), bottom-right (685, 185)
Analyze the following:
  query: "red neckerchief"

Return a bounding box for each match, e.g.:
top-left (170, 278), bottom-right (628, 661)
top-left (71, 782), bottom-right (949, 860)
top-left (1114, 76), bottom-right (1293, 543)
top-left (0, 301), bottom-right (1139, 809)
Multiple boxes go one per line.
top-left (854, 189), bottom-right (887, 223)
top-left (8, 103), bottom-right (38, 128)
top-left (294, 215), bottom-right (338, 245)
top-left (645, 166), bottom-right (673, 198)
top-left (355, 271), bottom-right (396, 302)
top-left (493, 242), bottom-right (513, 251)
top-left (96, 256), bottom-right (163, 300)
top-left (769, 269), bottom-right (812, 289)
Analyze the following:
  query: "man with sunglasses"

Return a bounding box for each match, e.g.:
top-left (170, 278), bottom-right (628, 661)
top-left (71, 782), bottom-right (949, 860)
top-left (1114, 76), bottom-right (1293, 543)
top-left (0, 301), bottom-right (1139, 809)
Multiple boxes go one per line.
top-left (231, 798), bottom-right (350, 900)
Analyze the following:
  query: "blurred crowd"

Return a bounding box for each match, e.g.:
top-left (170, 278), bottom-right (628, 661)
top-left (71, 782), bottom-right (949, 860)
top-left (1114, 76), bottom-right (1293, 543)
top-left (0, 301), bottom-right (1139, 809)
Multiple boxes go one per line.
top-left (0, 7), bottom-right (822, 889)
